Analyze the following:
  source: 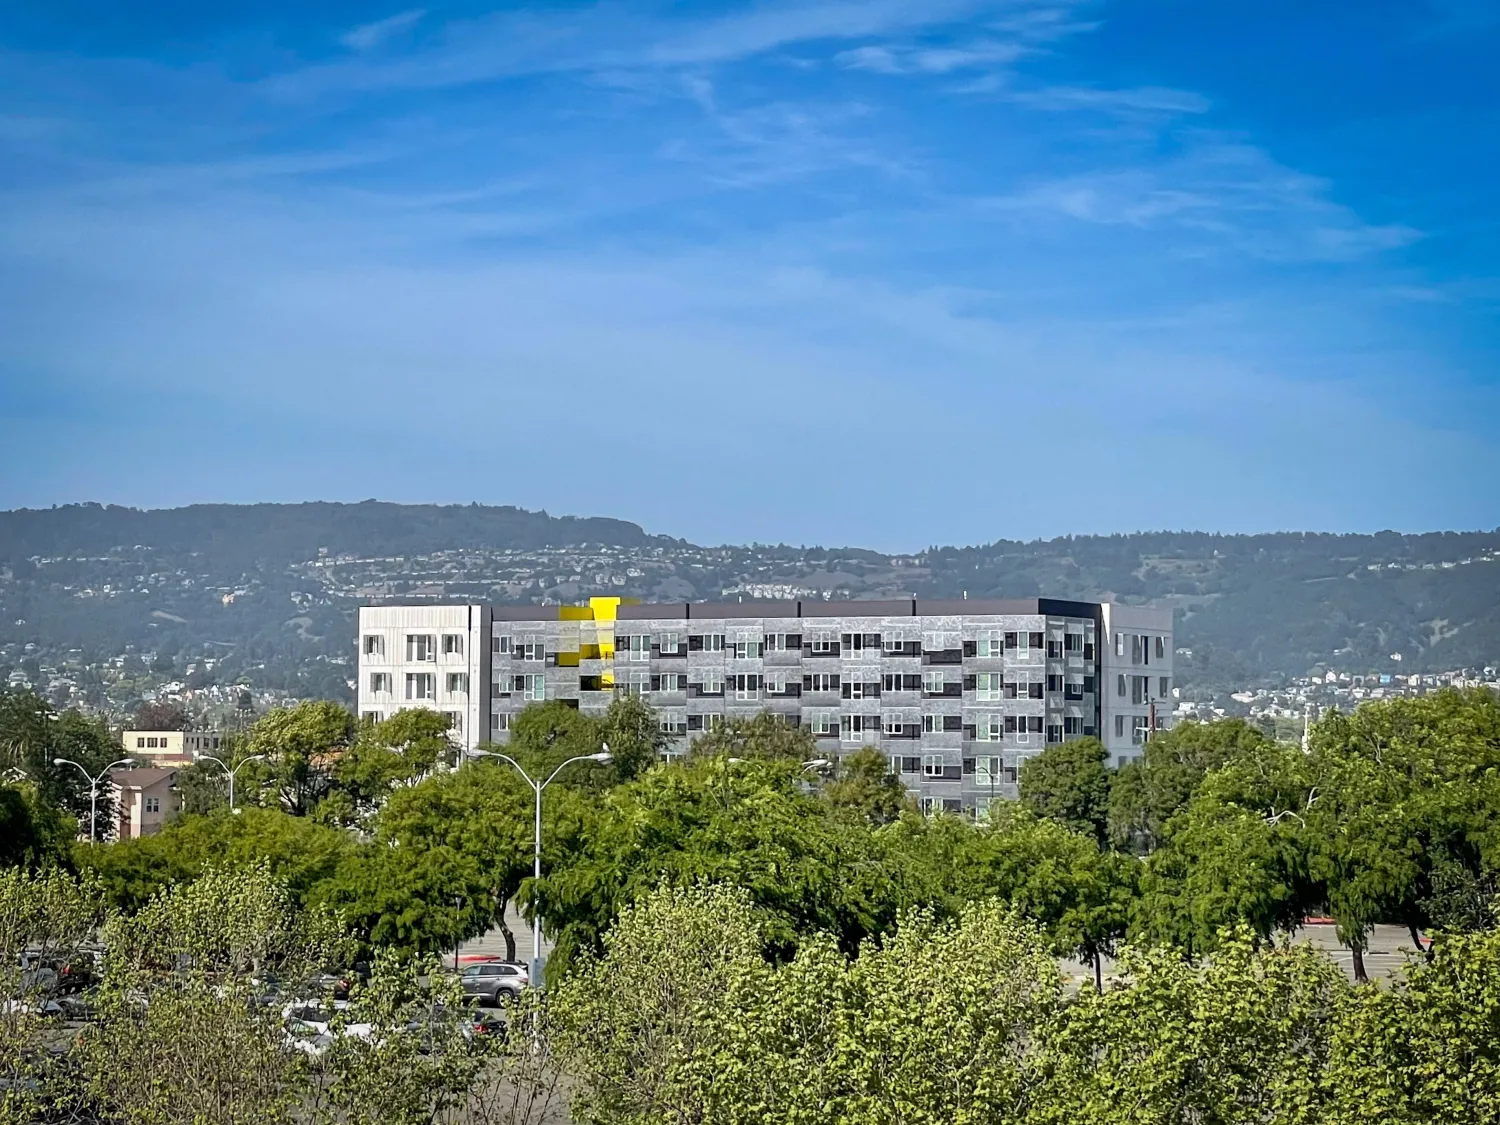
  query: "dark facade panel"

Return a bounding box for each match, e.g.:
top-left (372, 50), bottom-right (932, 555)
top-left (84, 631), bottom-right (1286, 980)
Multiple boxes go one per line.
top-left (687, 601), bottom-right (801, 620)
top-left (618, 603), bottom-right (690, 621)
top-left (492, 606), bottom-right (552, 622)
top-left (801, 598), bottom-right (916, 618)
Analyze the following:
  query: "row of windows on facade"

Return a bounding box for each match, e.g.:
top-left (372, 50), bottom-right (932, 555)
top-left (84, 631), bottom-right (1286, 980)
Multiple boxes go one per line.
top-left (133, 734), bottom-right (222, 750)
top-left (360, 629), bottom-right (1120, 664)
top-left (371, 669), bottom-right (1168, 706)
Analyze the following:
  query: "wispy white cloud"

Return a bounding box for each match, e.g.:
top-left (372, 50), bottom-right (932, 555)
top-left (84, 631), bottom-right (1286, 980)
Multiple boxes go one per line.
top-left (1011, 84), bottom-right (1210, 117)
top-left (835, 39), bottom-right (1025, 74)
top-left (340, 8), bottom-right (427, 52)
top-left (989, 139), bottom-right (1422, 262)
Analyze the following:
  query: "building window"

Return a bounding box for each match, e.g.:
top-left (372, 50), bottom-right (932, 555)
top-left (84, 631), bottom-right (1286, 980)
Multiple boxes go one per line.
top-left (730, 638), bottom-right (763, 659)
top-left (976, 633), bottom-right (1003, 658)
top-left (841, 632), bottom-right (881, 655)
top-left (362, 711), bottom-right (381, 724)
top-left (1117, 674), bottom-right (1127, 697)
top-left (732, 674), bottom-right (760, 700)
top-left (809, 713), bottom-right (837, 736)
top-left (656, 673), bottom-right (686, 692)
top-left (620, 672), bottom-right (649, 697)
top-left (976, 714), bottom-right (1003, 742)
top-left (1156, 636), bottom-right (1166, 660)
top-left (442, 634), bottom-right (464, 656)
top-left (405, 673), bottom-right (436, 700)
top-left (922, 714), bottom-right (941, 734)
top-left (808, 636), bottom-right (838, 655)
top-left (690, 634), bottom-right (725, 652)
top-left (805, 673), bottom-right (840, 693)
top-left (659, 712), bottom-right (687, 735)
top-left (882, 712), bottom-right (905, 737)
top-left (922, 754), bottom-right (945, 779)
top-left (1047, 639), bottom-right (1063, 659)
top-left (1133, 716), bottom-right (1150, 745)
top-left (659, 633), bottom-right (683, 655)
top-left (363, 635), bottom-right (384, 657)
top-left (1046, 725), bottom-right (1063, 744)
top-left (442, 710), bottom-right (464, 734)
top-left (369, 672), bottom-right (391, 694)
top-left (621, 635), bottom-right (651, 661)
top-left (492, 713), bottom-right (511, 733)
top-left (841, 714), bottom-right (877, 743)
top-left (1064, 717), bottom-right (1082, 735)
top-left (1160, 677), bottom-right (1171, 698)
top-left (145, 797), bottom-right (160, 813)
top-left (1115, 715), bottom-right (1126, 738)
top-left (699, 673), bottom-right (725, 696)
top-left (406, 634), bottom-right (436, 662)
top-left (446, 673), bottom-right (468, 694)
top-left (522, 674), bottom-right (545, 701)
top-left (975, 673), bottom-right (1003, 702)
top-left (1064, 633), bottom-right (1082, 653)
top-left (517, 638), bottom-right (544, 662)
top-left (922, 671), bottom-right (946, 696)
top-left (493, 635), bottom-right (512, 655)
top-left (975, 756), bottom-right (1001, 785)
top-left (136, 736), bottom-right (145, 747)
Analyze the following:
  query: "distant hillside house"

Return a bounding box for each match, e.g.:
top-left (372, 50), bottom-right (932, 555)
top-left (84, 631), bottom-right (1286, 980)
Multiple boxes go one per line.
top-left (111, 768), bottom-right (180, 839)
top-left (123, 729), bottom-right (225, 765)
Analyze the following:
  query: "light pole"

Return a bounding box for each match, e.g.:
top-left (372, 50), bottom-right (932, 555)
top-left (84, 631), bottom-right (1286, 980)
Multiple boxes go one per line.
top-left (52, 757), bottom-right (136, 841)
top-left (467, 744), bottom-right (612, 986)
top-left (200, 753), bottom-right (266, 813)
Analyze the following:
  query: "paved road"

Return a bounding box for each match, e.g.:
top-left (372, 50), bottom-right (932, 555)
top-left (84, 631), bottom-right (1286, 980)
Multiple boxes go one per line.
top-left (1060, 921), bottom-right (1424, 988)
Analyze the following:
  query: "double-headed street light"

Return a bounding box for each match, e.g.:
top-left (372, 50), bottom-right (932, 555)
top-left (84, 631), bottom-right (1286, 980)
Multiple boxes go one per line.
top-left (200, 753), bottom-right (267, 813)
top-left (52, 756), bottom-right (136, 841)
top-left (467, 743), bottom-right (612, 986)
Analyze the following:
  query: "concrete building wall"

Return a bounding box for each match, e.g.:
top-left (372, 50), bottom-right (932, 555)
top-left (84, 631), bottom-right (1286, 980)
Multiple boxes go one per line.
top-left (356, 604), bottom-right (491, 753)
top-left (358, 597), bottom-right (1169, 812)
top-left (1099, 602), bottom-right (1176, 768)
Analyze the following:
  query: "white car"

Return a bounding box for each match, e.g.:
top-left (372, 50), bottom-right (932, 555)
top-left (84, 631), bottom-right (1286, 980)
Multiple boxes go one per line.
top-left (281, 1001), bottom-right (374, 1057)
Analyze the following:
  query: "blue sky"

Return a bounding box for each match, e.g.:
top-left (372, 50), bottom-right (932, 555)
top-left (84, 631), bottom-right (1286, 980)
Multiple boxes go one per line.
top-left (0, 0), bottom-right (1496, 550)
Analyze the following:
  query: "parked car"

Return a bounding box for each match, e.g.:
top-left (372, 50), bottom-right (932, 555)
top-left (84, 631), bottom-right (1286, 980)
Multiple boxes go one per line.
top-left (459, 961), bottom-right (527, 1006)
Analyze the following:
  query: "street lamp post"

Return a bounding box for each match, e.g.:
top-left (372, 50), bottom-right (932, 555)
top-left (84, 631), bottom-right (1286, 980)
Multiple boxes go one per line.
top-left (200, 753), bottom-right (267, 813)
top-left (467, 743), bottom-right (612, 986)
top-left (52, 757), bottom-right (136, 841)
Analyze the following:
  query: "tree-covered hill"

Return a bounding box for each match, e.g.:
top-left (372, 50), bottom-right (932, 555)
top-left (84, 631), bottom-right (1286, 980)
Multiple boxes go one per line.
top-left (1, 503), bottom-right (1497, 700)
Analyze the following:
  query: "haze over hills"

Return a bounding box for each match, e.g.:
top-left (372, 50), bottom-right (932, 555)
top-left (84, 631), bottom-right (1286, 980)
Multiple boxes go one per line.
top-left (2, 503), bottom-right (1498, 708)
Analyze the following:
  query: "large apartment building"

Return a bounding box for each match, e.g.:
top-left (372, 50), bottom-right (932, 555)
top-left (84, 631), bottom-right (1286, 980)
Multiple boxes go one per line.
top-left (357, 597), bottom-right (1173, 815)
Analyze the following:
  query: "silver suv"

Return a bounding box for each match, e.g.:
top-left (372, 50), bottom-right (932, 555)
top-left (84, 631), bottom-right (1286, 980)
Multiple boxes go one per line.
top-left (459, 961), bottom-right (528, 1006)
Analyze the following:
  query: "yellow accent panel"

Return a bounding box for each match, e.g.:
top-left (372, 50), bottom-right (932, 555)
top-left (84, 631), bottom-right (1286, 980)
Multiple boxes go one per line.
top-left (588, 596), bottom-right (622, 621)
top-left (600, 671), bottom-right (615, 688)
top-left (579, 644), bottom-right (606, 660)
top-left (556, 652), bottom-right (580, 667)
top-left (559, 606), bottom-right (593, 621)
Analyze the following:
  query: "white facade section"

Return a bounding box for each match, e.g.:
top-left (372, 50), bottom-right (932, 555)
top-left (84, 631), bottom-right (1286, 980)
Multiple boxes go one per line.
top-left (1099, 602), bottom-right (1176, 768)
top-left (356, 604), bottom-right (491, 754)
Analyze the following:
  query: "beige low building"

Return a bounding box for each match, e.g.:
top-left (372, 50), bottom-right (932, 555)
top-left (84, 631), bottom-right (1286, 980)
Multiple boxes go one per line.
top-left (111, 768), bottom-right (181, 839)
top-left (122, 729), bottom-right (225, 765)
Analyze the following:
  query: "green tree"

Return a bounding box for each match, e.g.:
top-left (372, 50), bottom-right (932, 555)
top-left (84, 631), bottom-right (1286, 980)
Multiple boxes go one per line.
top-left (686, 712), bottom-right (821, 763)
top-left (0, 781), bottom-right (74, 869)
top-left (1029, 931), bottom-right (1350, 1125)
top-left (824, 745), bottom-right (911, 825)
top-left (1019, 736), bottom-right (1111, 844)
top-left (1107, 718), bottom-right (1272, 854)
top-left (244, 700), bottom-right (355, 816)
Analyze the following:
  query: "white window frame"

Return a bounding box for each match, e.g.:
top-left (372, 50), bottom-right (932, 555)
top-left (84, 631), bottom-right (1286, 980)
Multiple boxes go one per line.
top-left (442, 633), bottom-right (464, 656)
top-left (659, 633), bottom-right (682, 655)
top-left (976, 714), bottom-right (1003, 742)
top-left (922, 754), bottom-right (946, 779)
top-left (445, 672), bottom-right (469, 694)
top-left (406, 634), bottom-right (437, 662)
top-left (701, 634), bottom-right (725, 653)
top-left (702, 673), bottom-right (725, 695)
top-left (882, 712), bottom-right (905, 737)
top-left (974, 756), bottom-right (1001, 785)
top-left (491, 712), bottom-right (511, 733)
top-left (809, 637), bottom-right (838, 654)
top-left (976, 632), bottom-right (1003, 658)
top-left (975, 672), bottom-right (1002, 702)
top-left (622, 634), bottom-right (651, 662)
top-left (523, 674), bottom-right (546, 702)
top-left (658, 672), bottom-right (686, 693)
top-left (363, 635), bottom-right (384, 657)
top-left (923, 670), bottom-right (946, 695)
top-left (405, 672), bottom-right (435, 700)
top-left (809, 712), bottom-right (837, 736)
